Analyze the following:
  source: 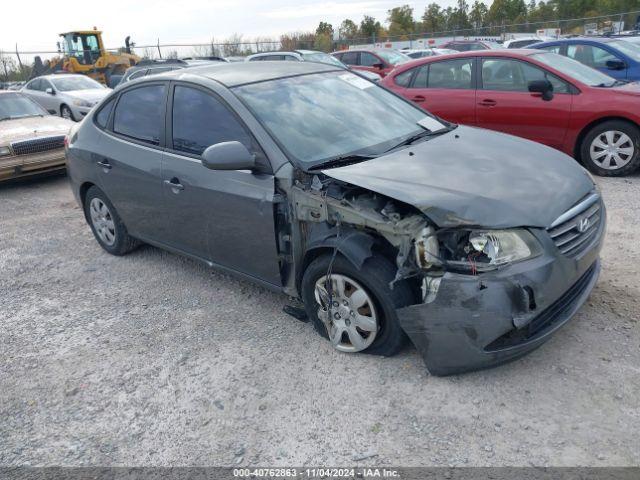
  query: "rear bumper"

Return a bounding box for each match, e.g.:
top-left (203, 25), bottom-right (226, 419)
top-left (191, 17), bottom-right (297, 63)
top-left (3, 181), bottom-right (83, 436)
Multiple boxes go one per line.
top-left (396, 217), bottom-right (605, 376)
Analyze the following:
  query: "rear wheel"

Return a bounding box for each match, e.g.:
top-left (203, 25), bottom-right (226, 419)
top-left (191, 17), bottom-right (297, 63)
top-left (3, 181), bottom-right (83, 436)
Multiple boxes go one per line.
top-left (84, 186), bottom-right (139, 256)
top-left (580, 120), bottom-right (640, 176)
top-left (301, 253), bottom-right (413, 357)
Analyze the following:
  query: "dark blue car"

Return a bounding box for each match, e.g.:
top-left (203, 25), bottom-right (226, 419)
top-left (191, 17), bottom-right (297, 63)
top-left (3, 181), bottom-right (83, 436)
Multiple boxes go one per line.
top-left (531, 37), bottom-right (640, 81)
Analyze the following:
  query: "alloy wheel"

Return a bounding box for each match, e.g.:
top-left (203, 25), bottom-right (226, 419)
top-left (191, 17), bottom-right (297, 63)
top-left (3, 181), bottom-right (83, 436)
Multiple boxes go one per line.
top-left (89, 198), bottom-right (116, 246)
top-left (589, 130), bottom-right (635, 170)
top-left (314, 274), bottom-right (378, 353)
top-left (61, 107), bottom-right (73, 120)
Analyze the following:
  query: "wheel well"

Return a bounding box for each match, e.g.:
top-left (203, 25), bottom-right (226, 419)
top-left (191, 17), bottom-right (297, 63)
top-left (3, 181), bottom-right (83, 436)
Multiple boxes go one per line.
top-left (59, 103), bottom-right (70, 115)
top-left (79, 182), bottom-right (95, 208)
top-left (574, 116), bottom-right (639, 160)
top-left (296, 234), bottom-right (401, 293)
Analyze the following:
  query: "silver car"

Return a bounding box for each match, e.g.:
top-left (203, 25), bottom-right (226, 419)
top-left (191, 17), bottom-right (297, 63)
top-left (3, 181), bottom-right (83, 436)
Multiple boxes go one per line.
top-left (21, 74), bottom-right (111, 122)
top-left (246, 50), bottom-right (382, 81)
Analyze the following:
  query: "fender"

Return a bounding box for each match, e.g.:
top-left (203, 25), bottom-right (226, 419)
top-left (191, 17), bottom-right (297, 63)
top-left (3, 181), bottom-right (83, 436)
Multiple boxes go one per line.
top-left (303, 222), bottom-right (375, 273)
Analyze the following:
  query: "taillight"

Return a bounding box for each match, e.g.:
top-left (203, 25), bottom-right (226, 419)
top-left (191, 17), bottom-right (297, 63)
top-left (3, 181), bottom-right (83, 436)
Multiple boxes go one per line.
top-left (64, 135), bottom-right (69, 148)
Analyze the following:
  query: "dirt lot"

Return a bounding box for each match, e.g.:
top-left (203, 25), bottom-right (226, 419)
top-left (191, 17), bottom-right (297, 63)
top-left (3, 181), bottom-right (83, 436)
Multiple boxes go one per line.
top-left (0, 172), bottom-right (638, 467)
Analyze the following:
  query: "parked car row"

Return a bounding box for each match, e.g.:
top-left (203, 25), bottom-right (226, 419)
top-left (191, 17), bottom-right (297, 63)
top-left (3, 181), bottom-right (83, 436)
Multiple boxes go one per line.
top-left (63, 61), bottom-right (605, 375)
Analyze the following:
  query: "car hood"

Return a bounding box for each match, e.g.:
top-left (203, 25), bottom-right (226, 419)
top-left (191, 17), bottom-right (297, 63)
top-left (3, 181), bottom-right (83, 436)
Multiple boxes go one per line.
top-left (64, 89), bottom-right (110, 103)
top-left (609, 81), bottom-right (640, 96)
top-left (322, 126), bottom-right (595, 229)
top-left (0, 115), bottom-right (73, 145)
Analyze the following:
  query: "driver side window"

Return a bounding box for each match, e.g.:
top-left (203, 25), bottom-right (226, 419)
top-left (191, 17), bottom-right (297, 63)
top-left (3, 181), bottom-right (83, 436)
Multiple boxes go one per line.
top-left (481, 58), bottom-right (569, 93)
top-left (171, 85), bottom-right (270, 172)
top-left (567, 44), bottom-right (618, 69)
top-left (360, 52), bottom-right (381, 67)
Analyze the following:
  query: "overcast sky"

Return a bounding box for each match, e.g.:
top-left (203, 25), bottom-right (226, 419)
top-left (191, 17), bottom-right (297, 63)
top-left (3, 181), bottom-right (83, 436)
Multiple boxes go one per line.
top-left (2, 0), bottom-right (470, 52)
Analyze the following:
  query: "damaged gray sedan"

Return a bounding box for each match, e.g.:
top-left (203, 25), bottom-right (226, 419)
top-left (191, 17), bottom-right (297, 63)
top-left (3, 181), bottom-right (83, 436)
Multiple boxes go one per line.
top-left (66, 62), bottom-right (605, 375)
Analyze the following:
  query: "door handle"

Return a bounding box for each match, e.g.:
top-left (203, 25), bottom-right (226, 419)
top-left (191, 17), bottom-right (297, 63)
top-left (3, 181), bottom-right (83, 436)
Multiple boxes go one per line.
top-left (164, 178), bottom-right (184, 192)
top-left (96, 159), bottom-right (112, 170)
top-left (411, 95), bottom-right (426, 102)
top-left (478, 99), bottom-right (497, 107)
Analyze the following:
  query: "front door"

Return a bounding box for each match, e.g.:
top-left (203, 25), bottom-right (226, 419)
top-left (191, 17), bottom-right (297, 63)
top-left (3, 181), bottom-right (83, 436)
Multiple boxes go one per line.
top-left (95, 82), bottom-right (167, 239)
top-left (475, 57), bottom-right (573, 149)
top-left (161, 83), bottom-right (281, 286)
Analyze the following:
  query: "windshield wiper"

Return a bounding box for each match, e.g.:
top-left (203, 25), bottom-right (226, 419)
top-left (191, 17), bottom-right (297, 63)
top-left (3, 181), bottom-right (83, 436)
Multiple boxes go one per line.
top-left (595, 79), bottom-right (628, 88)
top-left (385, 126), bottom-right (453, 153)
top-left (310, 153), bottom-right (378, 171)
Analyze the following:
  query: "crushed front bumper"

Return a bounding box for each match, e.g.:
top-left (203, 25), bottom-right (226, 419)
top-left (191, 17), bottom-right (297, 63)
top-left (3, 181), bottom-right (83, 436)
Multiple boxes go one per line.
top-left (396, 219), bottom-right (605, 376)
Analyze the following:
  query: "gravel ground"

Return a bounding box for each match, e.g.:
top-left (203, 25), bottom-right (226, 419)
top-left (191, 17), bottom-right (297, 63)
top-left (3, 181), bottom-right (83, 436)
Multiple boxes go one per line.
top-left (0, 172), bottom-right (638, 467)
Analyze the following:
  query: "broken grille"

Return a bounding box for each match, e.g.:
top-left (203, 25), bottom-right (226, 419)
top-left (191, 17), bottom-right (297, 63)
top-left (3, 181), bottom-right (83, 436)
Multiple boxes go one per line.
top-left (548, 193), bottom-right (602, 257)
top-left (10, 136), bottom-right (65, 156)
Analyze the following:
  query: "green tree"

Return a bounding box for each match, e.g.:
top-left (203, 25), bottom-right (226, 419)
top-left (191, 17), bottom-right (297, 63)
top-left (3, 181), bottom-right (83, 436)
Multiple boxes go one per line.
top-left (338, 19), bottom-right (359, 40)
top-left (422, 3), bottom-right (446, 33)
top-left (359, 15), bottom-right (382, 42)
top-left (387, 5), bottom-right (416, 37)
top-left (469, 0), bottom-right (489, 30)
top-left (316, 21), bottom-right (334, 37)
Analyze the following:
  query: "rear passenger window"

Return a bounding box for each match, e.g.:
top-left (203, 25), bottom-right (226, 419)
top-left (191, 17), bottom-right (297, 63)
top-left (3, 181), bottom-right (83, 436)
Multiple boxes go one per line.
top-left (113, 84), bottom-right (166, 145)
top-left (428, 59), bottom-right (473, 89)
top-left (172, 86), bottom-right (252, 155)
top-left (95, 97), bottom-right (115, 128)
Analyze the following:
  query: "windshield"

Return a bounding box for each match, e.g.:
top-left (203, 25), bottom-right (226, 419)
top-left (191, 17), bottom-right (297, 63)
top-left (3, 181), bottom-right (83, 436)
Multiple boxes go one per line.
top-left (234, 71), bottom-right (445, 167)
top-left (376, 50), bottom-right (411, 65)
top-left (301, 52), bottom-right (344, 67)
top-left (0, 93), bottom-right (47, 120)
top-left (608, 40), bottom-right (640, 61)
top-left (51, 76), bottom-right (104, 92)
top-left (531, 52), bottom-right (616, 86)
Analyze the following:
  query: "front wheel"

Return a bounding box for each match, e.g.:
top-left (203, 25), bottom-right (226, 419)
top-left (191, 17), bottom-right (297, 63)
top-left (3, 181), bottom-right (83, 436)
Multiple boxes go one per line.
top-left (60, 105), bottom-right (75, 121)
top-left (301, 253), bottom-right (413, 357)
top-left (580, 120), bottom-right (640, 176)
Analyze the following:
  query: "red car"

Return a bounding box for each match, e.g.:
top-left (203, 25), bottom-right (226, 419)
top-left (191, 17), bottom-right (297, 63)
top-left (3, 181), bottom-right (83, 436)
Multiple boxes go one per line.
top-left (331, 49), bottom-right (410, 78)
top-left (381, 49), bottom-right (640, 176)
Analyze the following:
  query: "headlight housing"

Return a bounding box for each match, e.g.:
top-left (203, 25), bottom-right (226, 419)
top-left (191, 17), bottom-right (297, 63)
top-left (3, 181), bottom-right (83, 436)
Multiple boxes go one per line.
top-left (416, 228), bottom-right (542, 273)
top-left (72, 99), bottom-right (93, 107)
top-left (0, 146), bottom-right (11, 157)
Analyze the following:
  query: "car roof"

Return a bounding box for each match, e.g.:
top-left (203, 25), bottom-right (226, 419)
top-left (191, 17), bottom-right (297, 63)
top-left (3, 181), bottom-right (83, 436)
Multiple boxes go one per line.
top-left (157, 61), bottom-right (340, 87)
top-left (31, 73), bottom-right (86, 80)
top-left (333, 48), bottom-right (399, 53)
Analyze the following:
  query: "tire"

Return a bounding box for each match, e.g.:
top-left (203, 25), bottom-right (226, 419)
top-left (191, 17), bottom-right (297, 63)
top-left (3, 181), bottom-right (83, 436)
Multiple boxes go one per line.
top-left (580, 120), bottom-right (640, 176)
top-left (60, 105), bottom-right (75, 122)
top-left (301, 253), bottom-right (413, 357)
top-left (83, 186), bottom-right (139, 256)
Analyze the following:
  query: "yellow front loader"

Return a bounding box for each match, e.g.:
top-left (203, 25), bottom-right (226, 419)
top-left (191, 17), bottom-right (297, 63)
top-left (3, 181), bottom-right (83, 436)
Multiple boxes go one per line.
top-left (32, 28), bottom-right (140, 87)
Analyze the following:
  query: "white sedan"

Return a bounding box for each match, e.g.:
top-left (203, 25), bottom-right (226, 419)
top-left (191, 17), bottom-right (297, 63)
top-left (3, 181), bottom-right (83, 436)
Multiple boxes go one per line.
top-left (21, 74), bottom-right (111, 122)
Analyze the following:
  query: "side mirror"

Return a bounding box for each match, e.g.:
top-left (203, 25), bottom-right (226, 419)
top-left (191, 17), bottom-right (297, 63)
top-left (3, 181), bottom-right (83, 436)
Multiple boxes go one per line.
top-left (45, 87), bottom-right (55, 95)
top-left (372, 62), bottom-right (385, 70)
top-left (606, 59), bottom-right (626, 70)
top-left (202, 141), bottom-right (256, 171)
top-left (528, 79), bottom-right (554, 101)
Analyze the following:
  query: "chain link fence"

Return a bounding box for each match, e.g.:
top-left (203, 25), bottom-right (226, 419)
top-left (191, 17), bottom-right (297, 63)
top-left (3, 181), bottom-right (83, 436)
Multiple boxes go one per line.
top-left (1, 9), bottom-right (639, 84)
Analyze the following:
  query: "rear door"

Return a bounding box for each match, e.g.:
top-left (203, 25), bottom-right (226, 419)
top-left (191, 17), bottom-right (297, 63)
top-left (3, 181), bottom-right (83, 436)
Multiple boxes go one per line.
top-left (401, 57), bottom-right (477, 125)
top-left (475, 57), bottom-right (573, 149)
top-left (95, 82), bottom-right (167, 240)
top-left (161, 82), bottom-right (281, 286)
top-left (22, 79), bottom-right (47, 110)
